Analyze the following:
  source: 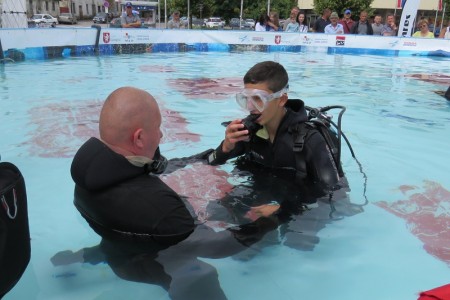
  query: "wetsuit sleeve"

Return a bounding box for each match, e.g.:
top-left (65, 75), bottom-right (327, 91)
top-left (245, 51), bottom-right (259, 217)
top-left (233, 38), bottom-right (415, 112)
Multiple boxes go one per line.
top-left (303, 130), bottom-right (340, 192)
top-left (207, 141), bottom-right (245, 165)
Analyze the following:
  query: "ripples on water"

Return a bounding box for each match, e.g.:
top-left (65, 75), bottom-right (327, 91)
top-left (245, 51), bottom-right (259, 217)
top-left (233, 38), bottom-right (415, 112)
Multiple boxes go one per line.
top-left (0, 51), bottom-right (449, 300)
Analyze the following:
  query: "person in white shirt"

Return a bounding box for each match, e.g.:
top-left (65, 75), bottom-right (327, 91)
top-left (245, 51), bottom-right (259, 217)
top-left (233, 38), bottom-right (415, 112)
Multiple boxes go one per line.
top-left (296, 11), bottom-right (309, 33)
top-left (438, 20), bottom-right (450, 39)
top-left (324, 12), bottom-right (344, 34)
top-left (255, 13), bottom-right (269, 32)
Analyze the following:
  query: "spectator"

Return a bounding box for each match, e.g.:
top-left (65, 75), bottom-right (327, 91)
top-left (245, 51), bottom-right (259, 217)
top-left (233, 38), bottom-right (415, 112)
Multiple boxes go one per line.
top-left (413, 19), bottom-right (435, 38)
top-left (121, 2), bottom-right (141, 28)
top-left (255, 13), bottom-right (269, 32)
top-left (381, 14), bottom-right (398, 36)
top-left (283, 6), bottom-right (300, 31)
top-left (339, 9), bottom-right (355, 34)
top-left (438, 20), bottom-right (450, 38)
top-left (350, 11), bottom-right (373, 35)
top-left (372, 14), bottom-right (383, 35)
top-left (284, 14), bottom-right (299, 32)
top-left (324, 12), bottom-right (344, 34)
top-left (313, 8), bottom-right (331, 33)
top-left (167, 10), bottom-right (185, 29)
top-left (267, 11), bottom-right (282, 31)
top-left (296, 11), bottom-right (309, 33)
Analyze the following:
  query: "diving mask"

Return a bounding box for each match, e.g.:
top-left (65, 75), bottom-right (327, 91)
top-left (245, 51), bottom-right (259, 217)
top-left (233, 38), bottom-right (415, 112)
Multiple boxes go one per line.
top-left (236, 84), bottom-right (289, 112)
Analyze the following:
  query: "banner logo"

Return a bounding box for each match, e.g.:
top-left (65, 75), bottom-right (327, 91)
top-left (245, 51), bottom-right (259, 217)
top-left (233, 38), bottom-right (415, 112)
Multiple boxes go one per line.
top-left (336, 36), bottom-right (346, 46)
top-left (103, 32), bottom-right (110, 44)
top-left (275, 35), bottom-right (281, 44)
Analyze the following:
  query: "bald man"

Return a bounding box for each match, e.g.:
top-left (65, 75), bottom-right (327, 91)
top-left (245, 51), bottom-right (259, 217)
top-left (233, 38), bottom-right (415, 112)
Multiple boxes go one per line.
top-left (71, 87), bottom-right (195, 245)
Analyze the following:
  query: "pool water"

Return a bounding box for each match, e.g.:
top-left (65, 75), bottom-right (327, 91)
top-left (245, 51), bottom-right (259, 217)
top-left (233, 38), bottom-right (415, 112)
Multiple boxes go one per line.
top-left (1, 51), bottom-right (449, 300)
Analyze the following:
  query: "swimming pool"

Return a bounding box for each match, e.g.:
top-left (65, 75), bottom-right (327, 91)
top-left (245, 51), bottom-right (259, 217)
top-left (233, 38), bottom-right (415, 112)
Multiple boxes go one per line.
top-left (1, 51), bottom-right (449, 300)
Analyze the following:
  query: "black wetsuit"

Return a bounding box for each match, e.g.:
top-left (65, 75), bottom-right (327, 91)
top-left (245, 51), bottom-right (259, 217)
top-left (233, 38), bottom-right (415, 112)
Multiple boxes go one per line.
top-left (70, 137), bottom-right (195, 245)
top-left (208, 100), bottom-right (340, 198)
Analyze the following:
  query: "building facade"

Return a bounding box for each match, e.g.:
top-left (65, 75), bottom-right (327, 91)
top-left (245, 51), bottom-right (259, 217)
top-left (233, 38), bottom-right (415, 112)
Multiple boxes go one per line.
top-left (25, 0), bottom-right (108, 18)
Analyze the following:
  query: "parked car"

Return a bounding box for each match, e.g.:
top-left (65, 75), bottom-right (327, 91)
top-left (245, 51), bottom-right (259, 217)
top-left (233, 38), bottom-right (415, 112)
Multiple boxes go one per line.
top-left (229, 18), bottom-right (241, 29)
top-left (206, 17), bottom-right (224, 28)
top-left (245, 19), bottom-right (255, 29)
top-left (58, 13), bottom-right (77, 24)
top-left (93, 12), bottom-right (109, 24)
top-left (31, 14), bottom-right (58, 27)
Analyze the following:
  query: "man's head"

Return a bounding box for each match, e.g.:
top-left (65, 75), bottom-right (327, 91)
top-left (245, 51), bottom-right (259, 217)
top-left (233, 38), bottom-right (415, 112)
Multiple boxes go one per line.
top-left (125, 2), bottom-right (133, 15)
top-left (290, 7), bottom-right (300, 20)
top-left (172, 10), bottom-right (180, 21)
top-left (99, 87), bottom-right (162, 160)
top-left (238, 61), bottom-right (289, 125)
top-left (344, 9), bottom-right (351, 19)
top-left (323, 8), bottom-right (331, 19)
top-left (359, 11), bottom-right (368, 23)
top-left (330, 12), bottom-right (339, 24)
top-left (386, 14), bottom-right (395, 25)
top-left (374, 15), bottom-right (382, 25)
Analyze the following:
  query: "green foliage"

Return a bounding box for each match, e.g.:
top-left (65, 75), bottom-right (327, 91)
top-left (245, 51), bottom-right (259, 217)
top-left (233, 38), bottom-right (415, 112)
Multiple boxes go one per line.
top-left (163, 0), bottom-right (450, 25)
top-left (167, 0), bottom-right (297, 22)
top-left (313, 0), bottom-right (374, 18)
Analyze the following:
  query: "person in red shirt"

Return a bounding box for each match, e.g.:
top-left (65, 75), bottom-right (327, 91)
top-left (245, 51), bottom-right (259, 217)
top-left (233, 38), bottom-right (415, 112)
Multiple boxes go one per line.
top-left (339, 9), bottom-right (354, 34)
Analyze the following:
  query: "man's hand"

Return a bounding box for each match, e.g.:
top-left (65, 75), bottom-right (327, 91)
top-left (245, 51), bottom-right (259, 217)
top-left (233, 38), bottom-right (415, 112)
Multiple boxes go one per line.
top-left (245, 204), bottom-right (280, 221)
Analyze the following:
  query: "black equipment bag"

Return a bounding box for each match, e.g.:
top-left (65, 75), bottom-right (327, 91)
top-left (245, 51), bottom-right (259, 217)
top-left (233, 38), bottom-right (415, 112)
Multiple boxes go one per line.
top-left (0, 162), bottom-right (30, 298)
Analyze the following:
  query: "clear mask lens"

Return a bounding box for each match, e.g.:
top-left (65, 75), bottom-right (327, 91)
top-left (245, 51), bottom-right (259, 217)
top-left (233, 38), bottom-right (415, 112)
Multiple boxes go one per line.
top-left (235, 85), bottom-right (288, 112)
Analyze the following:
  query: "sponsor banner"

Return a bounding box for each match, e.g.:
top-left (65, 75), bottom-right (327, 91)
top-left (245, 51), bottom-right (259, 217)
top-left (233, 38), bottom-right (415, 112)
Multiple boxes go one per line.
top-left (398, 0), bottom-right (421, 37)
top-left (0, 29), bottom-right (449, 58)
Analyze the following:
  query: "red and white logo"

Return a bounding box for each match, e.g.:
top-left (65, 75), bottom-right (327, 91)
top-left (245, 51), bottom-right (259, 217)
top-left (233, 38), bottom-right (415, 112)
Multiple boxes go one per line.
top-left (103, 32), bottom-right (110, 44)
top-left (275, 35), bottom-right (281, 45)
top-left (336, 35), bottom-right (345, 46)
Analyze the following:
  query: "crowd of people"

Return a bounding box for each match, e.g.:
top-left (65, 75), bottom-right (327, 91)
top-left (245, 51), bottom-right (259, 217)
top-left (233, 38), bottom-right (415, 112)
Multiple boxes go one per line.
top-left (120, 1), bottom-right (450, 39)
top-left (251, 6), bottom-right (449, 39)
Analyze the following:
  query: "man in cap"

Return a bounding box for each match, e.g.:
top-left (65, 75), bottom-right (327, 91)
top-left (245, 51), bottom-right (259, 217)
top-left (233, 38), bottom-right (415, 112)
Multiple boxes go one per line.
top-left (325, 12), bottom-right (344, 34)
top-left (339, 9), bottom-right (355, 34)
top-left (121, 2), bottom-right (141, 28)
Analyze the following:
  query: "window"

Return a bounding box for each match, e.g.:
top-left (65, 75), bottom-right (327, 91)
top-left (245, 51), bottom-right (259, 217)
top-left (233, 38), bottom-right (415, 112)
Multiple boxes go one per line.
top-left (86, 4), bottom-right (89, 15)
top-left (45, 1), bottom-right (48, 11)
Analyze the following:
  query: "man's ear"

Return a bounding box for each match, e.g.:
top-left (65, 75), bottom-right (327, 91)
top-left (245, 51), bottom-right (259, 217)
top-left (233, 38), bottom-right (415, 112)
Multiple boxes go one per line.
top-left (132, 128), bottom-right (144, 150)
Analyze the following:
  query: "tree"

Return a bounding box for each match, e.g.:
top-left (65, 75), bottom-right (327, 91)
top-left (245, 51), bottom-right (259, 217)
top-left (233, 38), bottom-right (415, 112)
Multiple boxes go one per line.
top-left (313, 0), bottom-right (373, 19)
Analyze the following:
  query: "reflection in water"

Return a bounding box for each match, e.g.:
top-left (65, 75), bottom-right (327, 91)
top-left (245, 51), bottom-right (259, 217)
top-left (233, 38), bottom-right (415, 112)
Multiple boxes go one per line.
top-left (52, 219), bottom-right (278, 300)
top-left (376, 181), bottom-right (450, 265)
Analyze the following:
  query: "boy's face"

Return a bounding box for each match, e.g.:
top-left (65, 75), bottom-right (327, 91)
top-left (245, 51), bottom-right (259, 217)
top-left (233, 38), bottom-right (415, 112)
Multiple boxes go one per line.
top-left (243, 82), bottom-right (286, 126)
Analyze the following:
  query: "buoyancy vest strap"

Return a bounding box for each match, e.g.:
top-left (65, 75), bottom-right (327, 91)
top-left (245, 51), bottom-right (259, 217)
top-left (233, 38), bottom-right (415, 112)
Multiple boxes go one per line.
top-left (290, 122), bottom-right (311, 179)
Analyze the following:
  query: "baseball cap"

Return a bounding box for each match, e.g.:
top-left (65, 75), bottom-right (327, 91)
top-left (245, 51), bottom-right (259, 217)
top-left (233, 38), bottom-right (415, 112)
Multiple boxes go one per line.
top-left (345, 9), bottom-right (351, 14)
top-left (125, 2), bottom-right (132, 7)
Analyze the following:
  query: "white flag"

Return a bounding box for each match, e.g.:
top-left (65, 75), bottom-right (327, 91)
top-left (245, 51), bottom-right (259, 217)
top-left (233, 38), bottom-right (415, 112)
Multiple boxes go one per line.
top-left (397, 0), bottom-right (421, 37)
